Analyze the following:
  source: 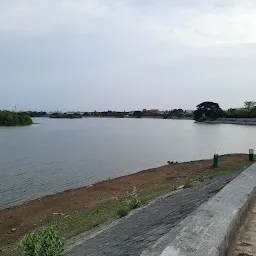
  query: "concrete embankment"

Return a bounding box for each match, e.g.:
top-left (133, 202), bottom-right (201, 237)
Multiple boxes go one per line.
top-left (66, 172), bottom-right (243, 256)
top-left (143, 163), bottom-right (256, 256)
top-left (204, 118), bottom-right (256, 125)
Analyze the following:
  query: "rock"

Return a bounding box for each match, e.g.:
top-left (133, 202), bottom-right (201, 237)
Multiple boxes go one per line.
top-left (177, 185), bottom-right (184, 190)
top-left (11, 228), bottom-right (16, 232)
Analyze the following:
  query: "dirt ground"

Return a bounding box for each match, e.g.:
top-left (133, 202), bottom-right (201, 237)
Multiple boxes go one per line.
top-left (0, 154), bottom-right (251, 253)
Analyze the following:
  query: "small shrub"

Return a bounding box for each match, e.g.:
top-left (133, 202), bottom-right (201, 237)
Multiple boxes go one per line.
top-left (198, 175), bottom-right (207, 182)
top-left (19, 226), bottom-right (64, 256)
top-left (198, 176), bottom-right (204, 182)
top-left (126, 187), bottom-right (142, 209)
top-left (208, 173), bottom-right (215, 179)
top-left (117, 208), bottom-right (130, 218)
top-left (183, 179), bottom-right (193, 188)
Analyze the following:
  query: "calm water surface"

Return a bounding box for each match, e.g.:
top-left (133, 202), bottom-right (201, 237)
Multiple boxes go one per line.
top-left (1, 118), bottom-right (256, 209)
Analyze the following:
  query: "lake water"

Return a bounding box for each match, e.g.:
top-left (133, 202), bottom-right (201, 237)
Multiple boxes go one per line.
top-left (1, 118), bottom-right (256, 209)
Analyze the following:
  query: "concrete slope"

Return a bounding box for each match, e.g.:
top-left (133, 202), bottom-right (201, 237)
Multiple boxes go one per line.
top-left (142, 164), bottom-right (256, 256)
top-left (67, 171), bottom-right (241, 256)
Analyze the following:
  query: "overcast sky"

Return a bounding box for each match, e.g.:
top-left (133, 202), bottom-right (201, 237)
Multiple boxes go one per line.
top-left (1, 0), bottom-right (256, 111)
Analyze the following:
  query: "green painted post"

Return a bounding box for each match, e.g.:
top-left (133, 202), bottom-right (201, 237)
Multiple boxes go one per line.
top-left (249, 149), bottom-right (254, 161)
top-left (213, 154), bottom-right (219, 168)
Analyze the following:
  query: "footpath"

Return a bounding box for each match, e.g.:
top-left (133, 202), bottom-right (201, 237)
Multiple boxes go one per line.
top-left (231, 199), bottom-right (256, 255)
top-left (66, 172), bottom-right (241, 256)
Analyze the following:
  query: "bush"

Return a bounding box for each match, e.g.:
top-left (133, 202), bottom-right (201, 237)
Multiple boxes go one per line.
top-left (198, 175), bottom-right (206, 182)
top-left (183, 179), bottom-right (193, 188)
top-left (126, 187), bottom-right (142, 210)
top-left (117, 208), bottom-right (130, 218)
top-left (19, 226), bottom-right (64, 256)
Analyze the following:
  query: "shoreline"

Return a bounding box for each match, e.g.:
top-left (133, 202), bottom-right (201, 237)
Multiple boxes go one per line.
top-left (0, 154), bottom-right (251, 254)
top-left (33, 116), bottom-right (194, 120)
top-left (201, 118), bottom-right (256, 125)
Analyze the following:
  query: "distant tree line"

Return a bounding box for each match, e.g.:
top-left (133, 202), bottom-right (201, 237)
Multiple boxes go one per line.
top-left (163, 109), bottom-right (192, 119)
top-left (131, 109), bottom-right (193, 119)
top-left (20, 109), bottom-right (194, 120)
top-left (83, 111), bottom-right (128, 118)
top-left (50, 113), bottom-right (82, 119)
top-left (22, 111), bottom-right (47, 117)
top-left (193, 101), bottom-right (256, 121)
top-left (83, 110), bottom-right (193, 119)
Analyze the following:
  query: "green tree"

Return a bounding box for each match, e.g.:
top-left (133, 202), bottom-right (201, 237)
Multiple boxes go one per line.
top-left (0, 111), bottom-right (33, 126)
top-left (244, 101), bottom-right (256, 112)
top-left (132, 111), bottom-right (142, 118)
top-left (249, 107), bottom-right (256, 117)
top-left (172, 109), bottom-right (184, 118)
top-left (193, 102), bottom-right (223, 121)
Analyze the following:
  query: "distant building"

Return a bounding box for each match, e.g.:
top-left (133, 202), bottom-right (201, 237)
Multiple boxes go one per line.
top-left (149, 109), bottom-right (160, 114)
top-left (142, 109), bottom-right (160, 113)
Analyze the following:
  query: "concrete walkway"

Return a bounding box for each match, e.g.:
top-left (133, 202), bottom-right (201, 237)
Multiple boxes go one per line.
top-left (67, 172), bottom-right (242, 256)
top-left (230, 199), bottom-right (256, 256)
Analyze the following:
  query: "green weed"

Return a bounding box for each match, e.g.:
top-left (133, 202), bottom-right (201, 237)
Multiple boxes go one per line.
top-left (19, 226), bottom-right (64, 256)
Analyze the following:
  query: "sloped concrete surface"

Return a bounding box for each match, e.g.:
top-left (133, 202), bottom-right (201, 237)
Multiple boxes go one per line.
top-left (142, 163), bottom-right (256, 256)
top-left (67, 171), bottom-right (242, 256)
top-left (230, 198), bottom-right (256, 255)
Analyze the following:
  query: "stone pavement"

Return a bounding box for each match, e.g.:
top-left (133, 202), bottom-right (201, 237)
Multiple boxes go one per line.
top-left (67, 171), bottom-right (242, 256)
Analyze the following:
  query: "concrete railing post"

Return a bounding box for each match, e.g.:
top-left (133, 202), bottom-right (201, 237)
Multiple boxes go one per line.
top-left (249, 149), bottom-right (254, 161)
top-left (213, 154), bottom-right (219, 168)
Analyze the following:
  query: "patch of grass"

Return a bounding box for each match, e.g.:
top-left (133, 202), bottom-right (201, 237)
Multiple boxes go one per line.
top-left (138, 185), bottom-right (172, 198)
top-left (45, 180), bottom-right (214, 238)
top-left (50, 199), bottom-right (128, 238)
top-left (126, 187), bottom-right (142, 210)
top-left (44, 185), bottom-right (179, 239)
top-left (46, 193), bottom-right (149, 239)
top-left (183, 179), bottom-right (193, 188)
top-left (198, 165), bottom-right (249, 183)
top-left (117, 208), bottom-right (130, 218)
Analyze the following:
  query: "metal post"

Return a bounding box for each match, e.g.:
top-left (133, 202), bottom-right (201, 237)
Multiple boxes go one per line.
top-left (249, 149), bottom-right (254, 161)
top-left (213, 154), bottom-right (219, 168)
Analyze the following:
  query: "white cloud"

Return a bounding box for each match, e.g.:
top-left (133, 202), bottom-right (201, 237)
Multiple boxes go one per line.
top-left (1, 0), bottom-right (256, 44)
top-left (1, 0), bottom-right (256, 110)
